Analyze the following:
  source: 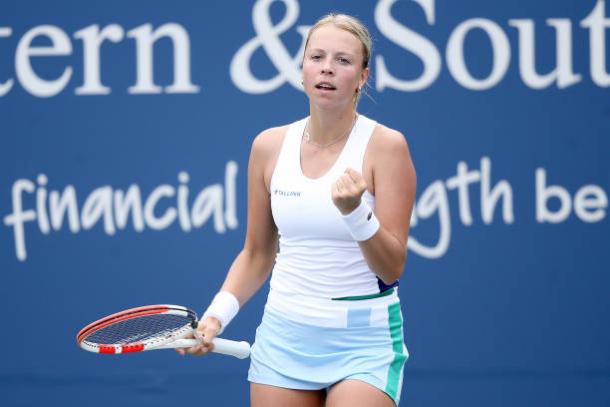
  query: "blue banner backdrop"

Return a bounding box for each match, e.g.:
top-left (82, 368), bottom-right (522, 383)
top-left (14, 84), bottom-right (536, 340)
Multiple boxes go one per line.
top-left (1, 0), bottom-right (609, 406)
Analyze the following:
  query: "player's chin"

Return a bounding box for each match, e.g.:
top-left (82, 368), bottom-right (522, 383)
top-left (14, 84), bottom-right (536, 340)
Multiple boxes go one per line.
top-left (312, 96), bottom-right (353, 111)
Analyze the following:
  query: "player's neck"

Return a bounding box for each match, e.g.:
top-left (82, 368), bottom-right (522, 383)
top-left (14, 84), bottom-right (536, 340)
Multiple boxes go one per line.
top-left (307, 107), bottom-right (357, 144)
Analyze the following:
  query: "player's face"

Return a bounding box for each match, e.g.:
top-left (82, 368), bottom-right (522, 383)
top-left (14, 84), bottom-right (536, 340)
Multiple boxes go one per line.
top-left (302, 25), bottom-right (368, 111)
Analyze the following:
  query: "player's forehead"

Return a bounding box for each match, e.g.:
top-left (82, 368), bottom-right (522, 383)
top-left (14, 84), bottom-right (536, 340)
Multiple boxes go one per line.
top-left (306, 24), bottom-right (363, 56)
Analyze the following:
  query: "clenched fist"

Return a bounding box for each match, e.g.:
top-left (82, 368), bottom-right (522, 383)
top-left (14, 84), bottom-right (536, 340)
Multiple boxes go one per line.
top-left (332, 168), bottom-right (368, 215)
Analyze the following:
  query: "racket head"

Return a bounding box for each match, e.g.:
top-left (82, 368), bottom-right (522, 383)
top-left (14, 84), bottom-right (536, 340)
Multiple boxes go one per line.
top-left (77, 304), bottom-right (198, 354)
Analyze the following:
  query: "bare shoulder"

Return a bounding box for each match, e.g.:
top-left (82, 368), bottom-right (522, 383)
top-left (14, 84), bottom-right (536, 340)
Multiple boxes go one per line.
top-left (364, 122), bottom-right (415, 194)
top-left (366, 123), bottom-right (416, 202)
top-left (250, 125), bottom-right (290, 190)
top-left (251, 125), bottom-right (288, 159)
top-left (369, 123), bottom-right (410, 154)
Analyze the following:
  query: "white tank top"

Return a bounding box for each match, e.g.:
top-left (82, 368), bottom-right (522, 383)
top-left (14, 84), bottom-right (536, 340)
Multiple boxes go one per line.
top-left (269, 114), bottom-right (395, 302)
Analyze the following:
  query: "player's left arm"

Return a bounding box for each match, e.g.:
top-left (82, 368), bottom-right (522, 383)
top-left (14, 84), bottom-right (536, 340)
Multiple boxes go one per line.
top-left (362, 127), bottom-right (415, 283)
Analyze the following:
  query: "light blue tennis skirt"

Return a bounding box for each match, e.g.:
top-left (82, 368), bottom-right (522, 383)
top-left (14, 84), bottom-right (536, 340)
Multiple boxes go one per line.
top-left (248, 290), bottom-right (408, 405)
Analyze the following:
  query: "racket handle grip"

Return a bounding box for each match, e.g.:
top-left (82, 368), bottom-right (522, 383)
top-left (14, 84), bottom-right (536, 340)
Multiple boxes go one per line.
top-left (171, 338), bottom-right (251, 359)
top-left (212, 338), bottom-right (251, 359)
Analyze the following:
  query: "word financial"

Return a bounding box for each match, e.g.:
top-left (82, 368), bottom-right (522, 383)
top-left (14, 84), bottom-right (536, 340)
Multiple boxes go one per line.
top-left (3, 162), bottom-right (238, 262)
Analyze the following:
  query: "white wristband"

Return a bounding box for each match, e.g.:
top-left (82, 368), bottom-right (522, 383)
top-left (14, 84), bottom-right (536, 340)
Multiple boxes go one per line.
top-left (341, 199), bottom-right (380, 241)
top-left (202, 291), bottom-right (240, 335)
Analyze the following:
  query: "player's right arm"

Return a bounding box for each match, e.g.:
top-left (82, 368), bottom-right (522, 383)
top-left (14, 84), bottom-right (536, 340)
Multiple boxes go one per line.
top-left (220, 126), bottom-right (285, 305)
top-left (180, 126), bottom-right (285, 356)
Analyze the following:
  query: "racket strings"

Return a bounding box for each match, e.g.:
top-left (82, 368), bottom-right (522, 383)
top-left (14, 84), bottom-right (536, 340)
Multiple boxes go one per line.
top-left (85, 313), bottom-right (192, 345)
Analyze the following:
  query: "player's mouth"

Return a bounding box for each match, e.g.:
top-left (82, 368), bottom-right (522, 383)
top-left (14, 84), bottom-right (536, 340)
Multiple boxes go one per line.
top-left (315, 82), bottom-right (337, 91)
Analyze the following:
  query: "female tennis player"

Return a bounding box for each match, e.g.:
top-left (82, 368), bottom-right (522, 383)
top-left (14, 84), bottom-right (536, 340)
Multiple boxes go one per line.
top-left (178, 14), bottom-right (416, 406)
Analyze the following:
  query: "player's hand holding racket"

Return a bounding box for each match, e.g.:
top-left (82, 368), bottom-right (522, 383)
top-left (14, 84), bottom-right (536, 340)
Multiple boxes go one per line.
top-left (175, 315), bottom-right (222, 356)
top-left (77, 304), bottom-right (250, 359)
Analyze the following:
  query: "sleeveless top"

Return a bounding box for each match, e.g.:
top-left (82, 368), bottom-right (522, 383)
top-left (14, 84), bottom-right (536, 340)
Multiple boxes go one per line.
top-left (268, 114), bottom-right (398, 302)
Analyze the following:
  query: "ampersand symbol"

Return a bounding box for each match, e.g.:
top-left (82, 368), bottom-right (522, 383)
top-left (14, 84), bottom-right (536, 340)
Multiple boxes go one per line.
top-left (231, 0), bottom-right (310, 94)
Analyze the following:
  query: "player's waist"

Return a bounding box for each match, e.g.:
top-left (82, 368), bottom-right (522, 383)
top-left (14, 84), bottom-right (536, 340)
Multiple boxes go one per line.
top-left (265, 286), bottom-right (400, 328)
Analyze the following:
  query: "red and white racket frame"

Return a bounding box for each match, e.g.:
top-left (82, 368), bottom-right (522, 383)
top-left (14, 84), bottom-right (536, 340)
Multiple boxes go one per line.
top-left (76, 304), bottom-right (250, 359)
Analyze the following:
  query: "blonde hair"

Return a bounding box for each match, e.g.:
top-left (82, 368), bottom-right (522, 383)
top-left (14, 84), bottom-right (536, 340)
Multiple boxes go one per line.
top-left (304, 13), bottom-right (372, 69)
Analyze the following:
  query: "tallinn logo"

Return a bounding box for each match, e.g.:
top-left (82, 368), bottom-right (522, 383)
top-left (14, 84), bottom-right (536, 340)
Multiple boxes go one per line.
top-left (274, 189), bottom-right (301, 197)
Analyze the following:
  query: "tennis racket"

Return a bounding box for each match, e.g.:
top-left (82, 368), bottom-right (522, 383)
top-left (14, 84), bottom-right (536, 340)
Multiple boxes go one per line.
top-left (76, 304), bottom-right (250, 359)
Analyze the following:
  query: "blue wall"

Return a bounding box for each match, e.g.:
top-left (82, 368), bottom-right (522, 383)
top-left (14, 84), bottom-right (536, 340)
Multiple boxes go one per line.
top-left (1, 1), bottom-right (608, 406)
